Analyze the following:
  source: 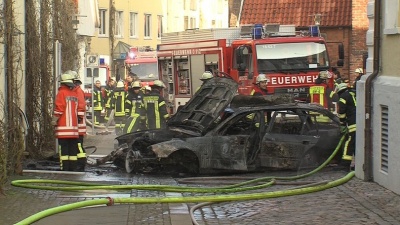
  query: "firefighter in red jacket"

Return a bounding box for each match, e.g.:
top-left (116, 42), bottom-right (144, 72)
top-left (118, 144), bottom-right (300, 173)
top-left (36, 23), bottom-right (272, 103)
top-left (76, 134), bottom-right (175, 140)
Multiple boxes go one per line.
top-left (52, 73), bottom-right (79, 171)
top-left (251, 74), bottom-right (270, 96)
top-left (69, 70), bottom-right (87, 171)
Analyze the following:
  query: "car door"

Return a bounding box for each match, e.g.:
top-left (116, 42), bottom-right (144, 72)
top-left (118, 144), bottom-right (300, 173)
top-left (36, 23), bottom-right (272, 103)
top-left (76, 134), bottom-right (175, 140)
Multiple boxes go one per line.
top-left (258, 110), bottom-right (319, 169)
top-left (209, 111), bottom-right (264, 171)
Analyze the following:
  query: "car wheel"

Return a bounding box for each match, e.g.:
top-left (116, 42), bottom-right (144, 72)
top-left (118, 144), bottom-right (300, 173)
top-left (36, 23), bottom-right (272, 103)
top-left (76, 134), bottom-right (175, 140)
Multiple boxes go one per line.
top-left (125, 150), bottom-right (142, 173)
top-left (297, 150), bottom-right (322, 172)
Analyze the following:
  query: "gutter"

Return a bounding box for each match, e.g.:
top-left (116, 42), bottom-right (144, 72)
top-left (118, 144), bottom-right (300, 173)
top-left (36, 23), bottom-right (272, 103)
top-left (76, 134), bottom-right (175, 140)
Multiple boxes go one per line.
top-left (364, 0), bottom-right (381, 181)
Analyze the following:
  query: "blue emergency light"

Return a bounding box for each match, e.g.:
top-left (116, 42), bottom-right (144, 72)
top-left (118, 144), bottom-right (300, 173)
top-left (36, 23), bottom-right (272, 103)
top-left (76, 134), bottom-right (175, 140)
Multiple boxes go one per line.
top-left (252, 24), bottom-right (263, 39)
top-left (309, 25), bottom-right (320, 37)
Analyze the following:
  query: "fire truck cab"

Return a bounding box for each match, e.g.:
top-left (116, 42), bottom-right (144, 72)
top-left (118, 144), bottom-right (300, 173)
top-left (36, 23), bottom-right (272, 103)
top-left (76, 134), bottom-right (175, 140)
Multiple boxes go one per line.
top-left (158, 24), bottom-right (344, 113)
top-left (124, 47), bottom-right (158, 87)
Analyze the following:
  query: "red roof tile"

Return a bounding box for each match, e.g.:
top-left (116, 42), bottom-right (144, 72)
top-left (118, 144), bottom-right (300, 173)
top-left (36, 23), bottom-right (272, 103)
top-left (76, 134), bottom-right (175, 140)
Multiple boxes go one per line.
top-left (240, 0), bottom-right (352, 27)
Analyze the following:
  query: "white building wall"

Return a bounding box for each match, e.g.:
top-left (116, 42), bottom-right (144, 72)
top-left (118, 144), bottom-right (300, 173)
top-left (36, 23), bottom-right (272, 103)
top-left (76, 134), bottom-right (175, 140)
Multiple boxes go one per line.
top-left (357, 0), bottom-right (400, 195)
top-left (163, 0), bottom-right (229, 33)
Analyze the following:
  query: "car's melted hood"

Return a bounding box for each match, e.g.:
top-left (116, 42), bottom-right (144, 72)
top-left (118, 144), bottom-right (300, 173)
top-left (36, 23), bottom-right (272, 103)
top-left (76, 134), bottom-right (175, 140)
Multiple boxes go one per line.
top-left (167, 77), bottom-right (238, 134)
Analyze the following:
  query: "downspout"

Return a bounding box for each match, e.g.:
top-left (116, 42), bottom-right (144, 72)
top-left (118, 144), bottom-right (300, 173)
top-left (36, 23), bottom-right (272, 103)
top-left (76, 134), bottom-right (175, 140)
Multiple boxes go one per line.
top-left (364, 0), bottom-right (381, 182)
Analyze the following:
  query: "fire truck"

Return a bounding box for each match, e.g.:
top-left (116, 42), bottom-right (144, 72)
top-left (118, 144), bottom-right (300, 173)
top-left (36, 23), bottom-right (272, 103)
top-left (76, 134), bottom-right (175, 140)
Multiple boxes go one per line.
top-left (124, 46), bottom-right (158, 87)
top-left (157, 24), bottom-right (344, 112)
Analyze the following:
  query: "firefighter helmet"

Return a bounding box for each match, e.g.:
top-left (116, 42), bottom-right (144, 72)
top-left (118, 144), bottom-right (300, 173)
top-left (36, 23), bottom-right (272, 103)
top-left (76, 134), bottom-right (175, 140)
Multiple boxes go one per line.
top-left (67, 70), bottom-right (81, 83)
top-left (60, 73), bottom-right (74, 84)
top-left (335, 83), bottom-right (348, 93)
top-left (131, 81), bottom-right (141, 88)
top-left (355, 68), bottom-right (363, 74)
top-left (256, 74), bottom-right (269, 84)
top-left (153, 80), bottom-right (165, 88)
top-left (200, 71), bottom-right (213, 81)
top-left (318, 71), bottom-right (332, 79)
top-left (116, 81), bottom-right (124, 88)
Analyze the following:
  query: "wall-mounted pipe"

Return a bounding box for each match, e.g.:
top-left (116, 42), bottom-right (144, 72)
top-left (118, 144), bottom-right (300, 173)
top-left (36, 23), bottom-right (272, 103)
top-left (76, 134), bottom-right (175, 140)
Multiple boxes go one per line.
top-left (364, 0), bottom-right (381, 182)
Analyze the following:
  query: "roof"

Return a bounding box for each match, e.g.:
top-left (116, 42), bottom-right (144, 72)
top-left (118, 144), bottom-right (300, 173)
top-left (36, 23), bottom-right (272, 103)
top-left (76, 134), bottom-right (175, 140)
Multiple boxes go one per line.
top-left (240, 0), bottom-right (352, 27)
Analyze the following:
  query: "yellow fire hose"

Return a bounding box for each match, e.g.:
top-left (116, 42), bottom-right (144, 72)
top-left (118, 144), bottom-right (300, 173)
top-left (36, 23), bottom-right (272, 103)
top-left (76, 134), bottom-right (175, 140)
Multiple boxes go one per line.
top-left (12, 134), bottom-right (353, 225)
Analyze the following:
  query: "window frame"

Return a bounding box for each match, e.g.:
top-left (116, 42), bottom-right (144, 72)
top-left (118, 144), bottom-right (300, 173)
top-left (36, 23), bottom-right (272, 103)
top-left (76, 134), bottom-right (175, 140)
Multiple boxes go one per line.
top-left (144, 13), bottom-right (152, 39)
top-left (157, 15), bottom-right (163, 39)
top-left (115, 10), bottom-right (124, 38)
top-left (98, 9), bottom-right (108, 37)
top-left (130, 12), bottom-right (138, 38)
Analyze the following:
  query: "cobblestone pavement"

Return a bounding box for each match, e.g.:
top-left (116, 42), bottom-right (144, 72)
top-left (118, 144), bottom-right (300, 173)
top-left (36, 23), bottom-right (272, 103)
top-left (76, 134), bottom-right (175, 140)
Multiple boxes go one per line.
top-left (1, 128), bottom-right (400, 225)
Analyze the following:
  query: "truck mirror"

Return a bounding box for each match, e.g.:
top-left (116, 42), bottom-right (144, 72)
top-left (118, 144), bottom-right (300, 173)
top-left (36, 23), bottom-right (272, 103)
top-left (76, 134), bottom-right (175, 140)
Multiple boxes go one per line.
top-left (235, 48), bottom-right (244, 65)
top-left (248, 72), bottom-right (254, 80)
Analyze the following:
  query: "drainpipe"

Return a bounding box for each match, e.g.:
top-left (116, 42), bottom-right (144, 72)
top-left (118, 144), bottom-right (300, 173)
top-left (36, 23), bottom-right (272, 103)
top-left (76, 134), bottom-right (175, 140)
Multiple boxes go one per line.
top-left (364, 0), bottom-right (381, 182)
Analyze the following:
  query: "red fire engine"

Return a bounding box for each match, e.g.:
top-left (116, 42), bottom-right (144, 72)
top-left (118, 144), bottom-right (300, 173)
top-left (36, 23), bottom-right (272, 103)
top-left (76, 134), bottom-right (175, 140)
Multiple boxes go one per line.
top-left (124, 46), bottom-right (158, 87)
top-left (157, 24), bottom-right (344, 112)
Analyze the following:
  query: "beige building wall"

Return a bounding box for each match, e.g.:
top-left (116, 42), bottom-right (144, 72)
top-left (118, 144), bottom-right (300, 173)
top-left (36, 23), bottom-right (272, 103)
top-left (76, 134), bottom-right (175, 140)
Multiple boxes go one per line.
top-left (0, 1), bottom-right (26, 119)
top-left (90, 0), bottom-right (163, 59)
top-left (356, 0), bottom-right (400, 195)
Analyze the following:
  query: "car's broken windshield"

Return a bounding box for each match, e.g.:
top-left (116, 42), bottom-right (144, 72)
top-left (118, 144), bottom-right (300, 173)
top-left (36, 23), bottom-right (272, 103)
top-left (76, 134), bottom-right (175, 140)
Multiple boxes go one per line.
top-left (256, 42), bottom-right (329, 72)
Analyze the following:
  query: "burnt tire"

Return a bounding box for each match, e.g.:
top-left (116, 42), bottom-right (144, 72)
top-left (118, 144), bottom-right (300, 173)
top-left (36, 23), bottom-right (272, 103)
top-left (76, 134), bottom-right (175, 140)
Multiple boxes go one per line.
top-left (169, 150), bottom-right (199, 175)
top-left (125, 150), bottom-right (143, 173)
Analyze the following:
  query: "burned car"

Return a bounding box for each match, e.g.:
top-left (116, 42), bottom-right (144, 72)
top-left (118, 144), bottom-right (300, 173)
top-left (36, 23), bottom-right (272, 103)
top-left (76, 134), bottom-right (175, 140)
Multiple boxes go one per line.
top-left (103, 77), bottom-right (342, 174)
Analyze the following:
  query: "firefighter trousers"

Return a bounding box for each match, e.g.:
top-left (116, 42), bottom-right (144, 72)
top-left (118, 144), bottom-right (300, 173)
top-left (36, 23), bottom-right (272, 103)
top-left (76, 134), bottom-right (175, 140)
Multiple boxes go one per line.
top-left (342, 130), bottom-right (356, 161)
top-left (123, 115), bottom-right (142, 134)
top-left (58, 138), bottom-right (78, 171)
top-left (76, 135), bottom-right (86, 171)
top-left (114, 116), bottom-right (126, 135)
top-left (94, 110), bottom-right (102, 125)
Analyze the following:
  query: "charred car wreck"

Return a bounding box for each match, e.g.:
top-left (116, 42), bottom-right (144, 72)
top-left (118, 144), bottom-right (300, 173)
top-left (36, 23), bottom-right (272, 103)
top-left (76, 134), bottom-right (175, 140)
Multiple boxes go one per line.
top-left (99, 77), bottom-right (342, 175)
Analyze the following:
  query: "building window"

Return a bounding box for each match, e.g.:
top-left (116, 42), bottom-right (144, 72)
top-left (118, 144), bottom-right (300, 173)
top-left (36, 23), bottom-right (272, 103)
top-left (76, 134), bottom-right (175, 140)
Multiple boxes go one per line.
top-left (115, 11), bottom-right (123, 37)
top-left (157, 15), bottom-right (163, 38)
top-left (383, 0), bottom-right (400, 34)
top-left (190, 17), bottom-right (196, 29)
top-left (144, 14), bottom-right (152, 38)
top-left (130, 12), bottom-right (138, 38)
top-left (217, 0), bottom-right (223, 14)
top-left (99, 9), bottom-right (107, 36)
top-left (190, 0), bottom-right (197, 10)
top-left (184, 16), bottom-right (188, 30)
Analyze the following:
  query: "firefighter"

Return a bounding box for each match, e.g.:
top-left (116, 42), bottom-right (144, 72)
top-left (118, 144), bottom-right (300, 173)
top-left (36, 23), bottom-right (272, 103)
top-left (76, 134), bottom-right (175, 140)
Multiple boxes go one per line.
top-left (196, 71), bottom-right (213, 92)
top-left (352, 68), bottom-right (364, 90)
top-left (124, 73), bottom-right (135, 91)
top-left (52, 73), bottom-right (79, 171)
top-left (310, 71), bottom-right (337, 112)
top-left (336, 82), bottom-right (357, 169)
top-left (250, 74), bottom-right (270, 96)
top-left (143, 80), bottom-right (170, 129)
top-left (104, 77), bottom-right (116, 122)
top-left (93, 80), bottom-right (104, 125)
top-left (109, 80), bottom-right (128, 135)
top-left (124, 81), bottom-right (146, 133)
top-left (68, 71), bottom-right (87, 171)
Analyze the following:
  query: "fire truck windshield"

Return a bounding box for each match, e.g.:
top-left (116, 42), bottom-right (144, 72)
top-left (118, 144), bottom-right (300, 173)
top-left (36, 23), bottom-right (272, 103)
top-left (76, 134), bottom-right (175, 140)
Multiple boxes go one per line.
top-left (129, 63), bottom-right (158, 80)
top-left (256, 42), bottom-right (329, 72)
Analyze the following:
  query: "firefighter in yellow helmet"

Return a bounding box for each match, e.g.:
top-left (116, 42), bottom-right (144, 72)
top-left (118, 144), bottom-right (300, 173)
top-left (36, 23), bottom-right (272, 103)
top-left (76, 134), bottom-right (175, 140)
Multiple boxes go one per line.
top-left (143, 80), bottom-right (170, 129)
top-left (195, 71), bottom-right (213, 93)
top-left (109, 80), bottom-right (128, 135)
top-left (124, 81), bottom-right (146, 133)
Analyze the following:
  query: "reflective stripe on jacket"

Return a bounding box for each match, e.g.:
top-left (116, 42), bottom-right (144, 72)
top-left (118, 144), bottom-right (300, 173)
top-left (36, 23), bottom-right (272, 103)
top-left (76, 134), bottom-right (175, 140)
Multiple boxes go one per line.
top-left (54, 85), bottom-right (79, 138)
